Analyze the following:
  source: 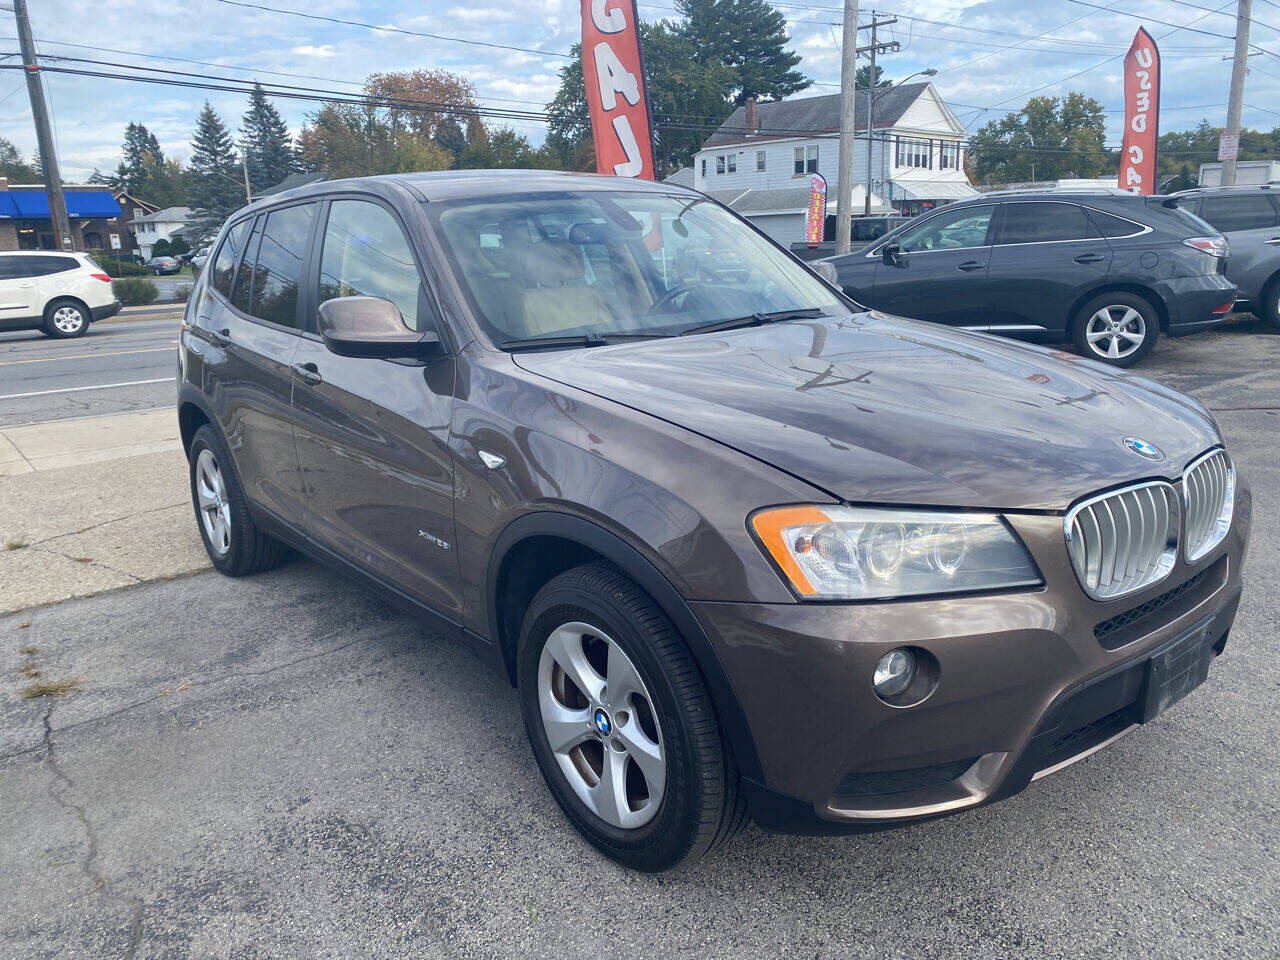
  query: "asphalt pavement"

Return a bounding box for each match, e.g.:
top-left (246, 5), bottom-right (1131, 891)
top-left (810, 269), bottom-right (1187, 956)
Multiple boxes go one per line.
top-left (0, 313), bottom-right (183, 428)
top-left (1, 319), bottom-right (1278, 959)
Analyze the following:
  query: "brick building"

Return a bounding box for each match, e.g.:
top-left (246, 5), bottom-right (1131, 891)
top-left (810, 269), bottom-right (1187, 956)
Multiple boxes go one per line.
top-left (0, 179), bottom-right (125, 253)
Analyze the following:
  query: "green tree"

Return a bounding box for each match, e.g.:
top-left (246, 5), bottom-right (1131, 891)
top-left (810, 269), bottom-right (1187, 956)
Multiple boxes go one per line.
top-left (241, 82), bottom-right (297, 193)
top-left (112, 123), bottom-right (164, 194)
top-left (675, 0), bottom-right (809, 105)
top-left (297, 102), bottom-right (451, 179)
top-left (186, 103), bottom-right (245, 243)
top-left (0, 136), bottom-right (39, 181)
top-left (547, 24), bottom-right (737, 175)
top-left (967, 93), bottom-right (1109, 184)
top-left (856, 64), bottom-right (891, 89)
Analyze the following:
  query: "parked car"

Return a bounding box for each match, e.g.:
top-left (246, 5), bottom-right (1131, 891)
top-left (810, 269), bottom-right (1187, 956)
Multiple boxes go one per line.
top-left (821, 188), bottom-right (1237, 367)
top-left (190, 247), bottom-right (211, 272)
top-left (0, 251), bottom-right (120, 338)
top-left (1171, 184), bottom-right (1280, 326)
top-left (178, 172), bottom-right (1249, 870)
top-left (789, 214), bottom-right (911, 262)
top-left (147, 256), bottom-right (181, 275)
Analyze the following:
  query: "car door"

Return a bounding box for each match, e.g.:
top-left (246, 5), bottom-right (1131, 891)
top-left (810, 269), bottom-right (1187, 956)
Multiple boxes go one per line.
top-left (983, 201), bottom-right (1113, 336)
top-left (289, 195), bottom-right (463, 619)
top-left (189, 204), bottom-right (314, 527)
top-left (868, 204), bottom-right (996, 327)
top-left (0, 255), bottom-right (37, 328)
top-left (1194, 193), bottom-right (1280, 301)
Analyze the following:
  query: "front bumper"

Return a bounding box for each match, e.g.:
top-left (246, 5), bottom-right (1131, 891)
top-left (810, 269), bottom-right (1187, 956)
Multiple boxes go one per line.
top-left (1156, 274), bottom-right (1237, 335)
top-left (692, 482), bottom-right (1251, 832)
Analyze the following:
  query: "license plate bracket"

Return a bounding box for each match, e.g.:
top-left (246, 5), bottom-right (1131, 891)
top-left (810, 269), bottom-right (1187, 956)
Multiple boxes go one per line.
top-left (1139, 614), bottom-right (1219, 723)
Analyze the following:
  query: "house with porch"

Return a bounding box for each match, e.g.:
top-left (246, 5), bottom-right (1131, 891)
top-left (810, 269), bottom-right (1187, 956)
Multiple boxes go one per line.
top-left (691, 83), bottom-right (977, 245)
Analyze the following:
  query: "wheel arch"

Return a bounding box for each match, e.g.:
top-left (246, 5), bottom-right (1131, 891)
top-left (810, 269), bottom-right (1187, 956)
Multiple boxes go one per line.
top-left (177, 388), bottom-right (216, 455)
top-left (43, 295), bottom-right (92, 322)
top-left (486, 511), bottom-right (764, 783)
top-left (1068, 282), bottom-right (1170, 333)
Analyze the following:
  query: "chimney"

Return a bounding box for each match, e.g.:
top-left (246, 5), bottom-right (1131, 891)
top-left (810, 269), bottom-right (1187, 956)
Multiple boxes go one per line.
top-left (745, 97), bottom-right (758, 136)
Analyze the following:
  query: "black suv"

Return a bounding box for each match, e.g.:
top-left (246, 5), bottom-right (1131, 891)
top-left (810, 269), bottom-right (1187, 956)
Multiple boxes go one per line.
top-left (822, 189), bottom-right (1236, 367)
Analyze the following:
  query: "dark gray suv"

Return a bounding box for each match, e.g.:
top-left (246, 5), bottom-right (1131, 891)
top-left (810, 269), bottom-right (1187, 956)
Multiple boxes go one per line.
top-left (178, 171), bottom-right (1250, 870)
top-left (822, 188), bottom-right (1237, 367)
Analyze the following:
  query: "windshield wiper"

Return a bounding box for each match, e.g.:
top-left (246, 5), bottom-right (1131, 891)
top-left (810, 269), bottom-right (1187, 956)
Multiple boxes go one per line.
top-left (499, 333), bottom-right (671, 352)
top-left (679, 308), bottom-right (825, 337)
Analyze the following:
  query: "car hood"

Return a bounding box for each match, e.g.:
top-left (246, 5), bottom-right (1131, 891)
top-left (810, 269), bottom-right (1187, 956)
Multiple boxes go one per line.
top-left (512, 312), bottom-right (1220, 511)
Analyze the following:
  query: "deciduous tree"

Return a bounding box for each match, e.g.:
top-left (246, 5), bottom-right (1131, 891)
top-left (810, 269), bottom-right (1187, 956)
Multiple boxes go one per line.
top-left (967, 93), bottom-right (1109, 184)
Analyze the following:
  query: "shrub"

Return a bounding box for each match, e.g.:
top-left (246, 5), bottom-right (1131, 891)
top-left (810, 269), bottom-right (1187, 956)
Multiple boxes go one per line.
top-left (113, 277), bottom-right (158, 305)
top-left (89, 255), bottom-right (146, 278)
top-left (167, 235), bottom-right (191, 256)
top-left (151, 238), bottom-right (172, 257)
top-left (173, 283), bottom-right (193, 303)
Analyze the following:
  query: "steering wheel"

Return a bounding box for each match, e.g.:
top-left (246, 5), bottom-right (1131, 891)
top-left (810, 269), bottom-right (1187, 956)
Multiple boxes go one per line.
top-left (648, 284), bottom-right (696, 315)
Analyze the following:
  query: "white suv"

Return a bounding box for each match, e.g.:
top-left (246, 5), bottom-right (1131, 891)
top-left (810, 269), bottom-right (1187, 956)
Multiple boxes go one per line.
top-left (0, 251), bottom-right (122, 339)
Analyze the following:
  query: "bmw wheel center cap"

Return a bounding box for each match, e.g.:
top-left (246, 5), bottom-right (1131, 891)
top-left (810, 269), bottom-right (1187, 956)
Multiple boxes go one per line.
top-left (1123, 437), bottom-right (1164, 461)
top-left (593, 708), bottom-right (612, 736)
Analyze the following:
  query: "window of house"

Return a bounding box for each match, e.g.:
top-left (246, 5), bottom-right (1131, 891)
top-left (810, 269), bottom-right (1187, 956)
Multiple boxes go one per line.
top-left (756, 151), bottom-right (766, 172)
top-left (212, 218), bottom-right (250, 300)
top-left (939, 142), bottom-right (960, 169)
top-left (998, 202), bottom-right (1098, 244)
top-left (319, 199), bottom-right (435, 332)
top-left (727, 154), bottom-right (737, 173)
top-left (716, 155), bottom-right (726, 174)
top-left (794, 147), bottom-right (805, 176)
top-left (700, 158), bottom-right (706, 177)
top-left (805, 145), bottom-right (818, 173)
top-left (896, 138), bottom-right (933, 169)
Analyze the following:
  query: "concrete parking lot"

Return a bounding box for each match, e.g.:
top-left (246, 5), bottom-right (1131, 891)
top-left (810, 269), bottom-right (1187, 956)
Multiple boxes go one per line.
top-left (2, 321), bottom-right (1278, 959)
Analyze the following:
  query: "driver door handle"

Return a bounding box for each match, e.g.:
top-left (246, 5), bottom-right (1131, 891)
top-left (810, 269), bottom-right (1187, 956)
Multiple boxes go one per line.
top-left (290, 361), bottom-right (323, 386)
top-left (1266, 237), bottom-right (1280, 245)
top-left (208, 327), bottom-right (231, 347)
top-left (956, 260), bottom-right (986, 272)
top-left (1074, 252), bottom-right (1107, 263)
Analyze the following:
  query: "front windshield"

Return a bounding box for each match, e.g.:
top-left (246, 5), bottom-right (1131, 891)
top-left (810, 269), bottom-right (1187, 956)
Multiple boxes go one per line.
top-left (423, 190), bottom-right (845, 345)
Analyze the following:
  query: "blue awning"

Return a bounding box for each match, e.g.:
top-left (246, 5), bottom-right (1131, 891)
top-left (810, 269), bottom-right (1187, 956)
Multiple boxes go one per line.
top-left (0, 190), bottom-right (122, 219)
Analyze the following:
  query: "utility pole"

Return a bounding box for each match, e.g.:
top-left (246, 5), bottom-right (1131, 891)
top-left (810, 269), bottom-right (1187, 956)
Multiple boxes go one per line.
top-left (861, 14), bottom-right (899, 215)
top-left (1221, 0), bottom-right (1251, 186)
top-left (12, 0), bottom-right (72, 251)
top-left (834, 0), bottom-right (861, 255)
top-left (238, 145), bottom-right (252, 205)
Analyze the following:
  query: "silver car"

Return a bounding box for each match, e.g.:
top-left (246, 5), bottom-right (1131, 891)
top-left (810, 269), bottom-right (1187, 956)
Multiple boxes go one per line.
top-left (1174, 185), bottom-right (1280, 326)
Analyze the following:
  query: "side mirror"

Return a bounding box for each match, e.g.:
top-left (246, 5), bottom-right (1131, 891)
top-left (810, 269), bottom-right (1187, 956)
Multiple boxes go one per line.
top-left (881, 242), bottom-right (902, 265)
top-left (810, 260), bottom-right (839, 286)
top-left (317, 296), bottom-right (443, 360)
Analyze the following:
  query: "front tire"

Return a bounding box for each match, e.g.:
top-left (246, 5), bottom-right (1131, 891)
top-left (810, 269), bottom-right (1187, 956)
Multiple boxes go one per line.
top-left (1072, 292), bottom-right (1159, 367)
top-left (187, 424), bottom-right (290, 576)
top-left (516, 561), bottom-right (745, 871)
top-left (43, 299), bottom-right (89, 339)
top-left (1261, 280), bottom-right (1280, 329)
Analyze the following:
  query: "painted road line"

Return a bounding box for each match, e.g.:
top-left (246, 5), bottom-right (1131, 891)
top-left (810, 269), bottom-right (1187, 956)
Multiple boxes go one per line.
top-left (0, 377), bottom-right (175, 400)
top-left (0, 346), bottom-right (175, 366)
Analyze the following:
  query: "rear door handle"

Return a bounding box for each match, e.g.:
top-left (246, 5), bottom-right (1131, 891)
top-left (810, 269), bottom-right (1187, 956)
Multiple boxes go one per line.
top-left (290, 361), bottom-right (322, 386)
top-left (956, 260), bottom-right (986, 272)
top-left (1266, 237), bottom-right (1280, 245)
top-left (1074, 253), bottom-right (1107, 263)
top-left (208, 327), bottom-right (231, 347)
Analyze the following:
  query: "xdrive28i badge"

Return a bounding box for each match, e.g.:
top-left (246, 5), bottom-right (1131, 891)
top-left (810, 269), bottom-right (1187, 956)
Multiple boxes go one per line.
top-left (1123, 437), bottom-right (1165, 461)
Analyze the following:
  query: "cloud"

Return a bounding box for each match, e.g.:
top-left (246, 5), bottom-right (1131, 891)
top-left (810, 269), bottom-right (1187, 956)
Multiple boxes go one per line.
top-left (291, 44), bottom-right (338, 57)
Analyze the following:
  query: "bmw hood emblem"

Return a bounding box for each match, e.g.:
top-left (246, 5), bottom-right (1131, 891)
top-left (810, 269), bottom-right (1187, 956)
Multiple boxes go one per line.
top-left (593, 709), bottom-right (612, 736)
top-left (1123, 437), bottom-right (1164, 461)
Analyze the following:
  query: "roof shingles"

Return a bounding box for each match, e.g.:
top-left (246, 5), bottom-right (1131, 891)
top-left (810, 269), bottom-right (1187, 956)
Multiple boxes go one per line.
top-left (703, 83), bottom-right (934, 147)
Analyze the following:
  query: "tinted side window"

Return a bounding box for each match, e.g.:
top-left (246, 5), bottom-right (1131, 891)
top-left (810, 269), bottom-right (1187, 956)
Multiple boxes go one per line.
top-left (27, 256), bottom-right (79, 276)
top-left (0, 255), bottom-right (31, 280)
top-left (896, 205), bottom-right (994, 253)
top-left (999, 202), bottom-right (1098, 244)
top-left (231, 217), bottom-right (262, 315)
top-left (1198, 195), bottom-right (1280, 232)
top-left (1086, 208), bottom-right (1145, 238)
top-left (319, 200), bottom-right (432, 332)
top-left (212, 219), bottom-right (250, 299)
top-left (248, 204), bottom-right (315, 327)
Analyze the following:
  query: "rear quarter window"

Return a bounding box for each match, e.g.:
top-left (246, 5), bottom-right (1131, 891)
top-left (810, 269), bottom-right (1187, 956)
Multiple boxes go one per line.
top-left (1084, 208), bottom-right (1148, 238)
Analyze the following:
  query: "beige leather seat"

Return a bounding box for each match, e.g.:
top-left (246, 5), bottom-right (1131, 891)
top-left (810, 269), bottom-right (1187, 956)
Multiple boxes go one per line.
top-left (517, 239), bottom-right (617, 336)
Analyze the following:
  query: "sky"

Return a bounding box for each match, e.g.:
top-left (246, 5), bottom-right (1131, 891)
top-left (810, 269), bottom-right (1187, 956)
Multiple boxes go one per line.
top-left (1, 0), bottom-right (1278, 181)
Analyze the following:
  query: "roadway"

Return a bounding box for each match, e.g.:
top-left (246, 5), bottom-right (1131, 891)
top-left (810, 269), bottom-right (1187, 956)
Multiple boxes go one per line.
top-left (0, 310), bottom-right (183, 429)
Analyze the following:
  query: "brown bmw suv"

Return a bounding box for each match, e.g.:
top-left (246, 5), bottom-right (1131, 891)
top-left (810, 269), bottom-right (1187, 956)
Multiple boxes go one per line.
top-left (177, 171), bottom-right (1250, 871)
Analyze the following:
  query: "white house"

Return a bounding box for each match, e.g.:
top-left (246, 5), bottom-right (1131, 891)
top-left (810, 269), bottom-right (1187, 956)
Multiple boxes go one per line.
top-left (692, 83), bottom-right (977, 244)
top-left (130, 206), bottom-right (191, 259)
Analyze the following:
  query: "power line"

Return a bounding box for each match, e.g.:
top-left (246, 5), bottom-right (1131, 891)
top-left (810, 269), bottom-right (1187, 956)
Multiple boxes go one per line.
top-left (210, 0), bottom-right (572, 59)
top-left (1062, 0), bottom-right (1238, 38)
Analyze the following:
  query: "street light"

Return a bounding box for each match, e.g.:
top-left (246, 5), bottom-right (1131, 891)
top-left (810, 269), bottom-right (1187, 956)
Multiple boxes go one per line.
top-left (865, 67), bottom-right (938, 216)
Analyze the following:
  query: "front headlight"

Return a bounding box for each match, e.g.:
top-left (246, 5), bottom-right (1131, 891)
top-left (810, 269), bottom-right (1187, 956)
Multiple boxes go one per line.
top-left (750, 505), bottom-right (1043, 601)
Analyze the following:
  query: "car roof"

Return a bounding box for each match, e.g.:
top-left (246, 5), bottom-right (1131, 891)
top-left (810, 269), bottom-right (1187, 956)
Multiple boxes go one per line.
top-left (1169, 184), bottom-right (1277, 198)
top-left (259, 169), bottom-right (700, 207)
top-left (3, 250), bottom-right (85, 256)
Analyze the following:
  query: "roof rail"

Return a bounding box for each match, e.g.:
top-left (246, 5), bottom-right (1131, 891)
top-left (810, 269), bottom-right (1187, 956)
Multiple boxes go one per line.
top-left (1168, 184), bottom-right (1275, 195)
top-left (973, 186), bottom-right (1133, 199)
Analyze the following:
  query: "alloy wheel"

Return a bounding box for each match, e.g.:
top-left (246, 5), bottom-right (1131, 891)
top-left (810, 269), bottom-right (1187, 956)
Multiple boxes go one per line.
top-left (52, 306), bottom-right (84, 334)
top-left (537, 621), bottom-right (666, 829)
top-left (1085, 305), bottom-right (1146, 360)
top-left (195, 448), bottom-right (232, 556)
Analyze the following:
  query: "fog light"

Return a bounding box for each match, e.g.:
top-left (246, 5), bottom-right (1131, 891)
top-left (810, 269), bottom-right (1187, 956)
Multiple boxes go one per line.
top-left (873, 648), bottom-right (916, 697)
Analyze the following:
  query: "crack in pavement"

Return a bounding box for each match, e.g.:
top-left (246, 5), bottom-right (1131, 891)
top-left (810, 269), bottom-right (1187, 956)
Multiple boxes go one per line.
top-left (22, 501), bottom-right (188, 548)
top-left (40, 703), bottom-right (146, 958)
top-left (29, 544), bottom-right (144, 586)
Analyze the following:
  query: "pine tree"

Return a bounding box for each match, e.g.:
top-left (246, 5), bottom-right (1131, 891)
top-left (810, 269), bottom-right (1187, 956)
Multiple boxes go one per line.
top-left (675, 0), bottom-right (809, 104)
top-left (241, 83), bottom-right (297, 193)
top-left (187, 103), bottom-right (244, 243)
top-left (113, 123), bottom-right (165, 195)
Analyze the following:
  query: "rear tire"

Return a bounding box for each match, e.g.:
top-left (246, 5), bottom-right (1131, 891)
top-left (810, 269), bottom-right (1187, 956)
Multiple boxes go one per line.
top-left (1072, 291), bottom-right (1159, 367)
top-left (1261, 280), bottom-right (1280, 329)
top-left (42, 299), bottom-right (89, 339)
top-left (516, 561), bottom-right (746, 871)
top-left (188, 424), bottom-right (290, 576)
